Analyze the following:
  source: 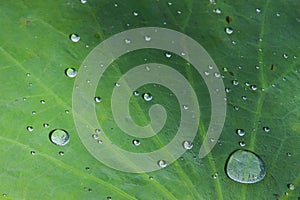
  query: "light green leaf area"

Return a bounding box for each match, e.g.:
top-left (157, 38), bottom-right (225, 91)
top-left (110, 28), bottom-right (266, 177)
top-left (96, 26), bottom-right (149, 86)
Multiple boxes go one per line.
top-left (0, 0), bottom-right (299, 199)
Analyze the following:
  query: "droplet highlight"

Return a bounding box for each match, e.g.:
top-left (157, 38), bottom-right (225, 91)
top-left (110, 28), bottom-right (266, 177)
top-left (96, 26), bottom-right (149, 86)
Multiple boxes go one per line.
top-left (49, 129), bottom-right (70, 146)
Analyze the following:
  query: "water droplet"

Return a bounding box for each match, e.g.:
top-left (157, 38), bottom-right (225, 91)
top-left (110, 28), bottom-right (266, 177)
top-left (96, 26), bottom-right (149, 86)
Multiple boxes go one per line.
top-left (59, 151), bottom-right (64, 156)
top-left (288, 183), bottom-right (295, 190)
top-left (225, 27), bottom-right (233, 35)
top-left (276, 13), bottom-right (280, 17)
top-left (133, 91), bottom-right (139, 97)
top-left (232, 80), bottom-right (239, 86)
top-left (213, 8), bottom-right (222, 14)
top-left (177, 10), bottom-right (182, 14)
top-left (30, 150), bottom-right (36, 155)
top-left (233, 106), bottom-right (239, 111)
top-left (256, 8), bottom-right (261, 13)
top-left (132, 139), bottom-right (140, 146)
top-left (245, 82), bottom-right (250, 87)
top-left (214, 72), bottom-right (221, 78)
top-left (283, 53), bottom-right (288, 59)
top-left (69, 33), bottom-right (80, 42)
top-left (143, 93), bottom-right (153, 101)
top-left (32, 111), bottom-right (36, 115)
top-left (209, 0), bottom-right (216, 4)
top-left (225, 150), bottom-right (266, 183)
top-left (94, 96), bottom-right (102, 103)
top-left (165, 52), bottom-right (172, 58)
top-left (133, 11), bottom-right (139, 16)
top-left (182, 141), bottom-right (193, 150)
top-left (49, 129), bottom-right (70, 146)
top-left (212, 172), bottom-right (218, 179)
top-left (225, 88), bottom-right (231, 93)
top-left (239, 141), bottom-right (246, 147)
top-left (149, 176), bottom-right (154, 180)
top-left (92, 133), bottom-right (99, 140)
top-left (263, 127), bottom-right (270, 132)
top-left (95, 129), bottom-right (101, 134)
top-left (27, 126), bottom-right (33, 132)
top-left (107, 197), bottom-right (112, 200)
top-left (236, 129), bottom-right (245, 136)
top-left (124, 39), bottom-right (131, 44)
top-left (40, 99), bottom-right (46, 104)
top-left (251, 85), bottom-right (257, 91)
top-left (65, 68), bottom-right (77, 78)
top-left (183, 105), bottom-right (189, 110)
top-left (242, 96), bottom-right (247, 101)
top-left (85, 166), bottom-right (90, 171)
top-left (144, 36), bottom-right (151, 42)
top-left (287, 152), bottom-right (292, 157)
top-left (157, 160), bottom-right (167, 168)
top-left (81, 0), bottom-right (87, 4)
top-left (115, 82), bottom-right (120, 87)
top-left (26, 72), bottom-right (30, 77)
top-left (65, 109), bottom-right (70, 114)
top-left (255, 65), bottom-right (260, 70)
top-left (43, 123), bottom-right (49, 128)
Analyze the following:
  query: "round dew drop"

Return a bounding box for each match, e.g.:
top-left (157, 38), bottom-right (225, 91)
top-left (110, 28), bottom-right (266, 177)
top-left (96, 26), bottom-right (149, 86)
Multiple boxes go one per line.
top-left (225, 27), bottom-right (233, 35)
top-left (94, 96), bottom-right (102, 103)
top-left (49, 129), bottom-right (70, 146)
top-left (132, 139), bottom-right (140, 146)
top-left (27, 126), bottom-right (33, 132)
top-left (157, 160), bottom-right (167, 168)
top-left (143, 93), bottom-right (153, 101)
top-left (69, 33), bottom-right (80, 42)
top-left (236, 129), bottom-right (245, 136)
top-left (65, 68), bottom-right (77, 78)
top-left (182, 141), bottom-right (193, 150)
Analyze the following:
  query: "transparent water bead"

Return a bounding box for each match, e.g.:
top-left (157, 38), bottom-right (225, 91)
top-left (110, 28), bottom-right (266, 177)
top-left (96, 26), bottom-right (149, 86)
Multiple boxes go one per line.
top-left (142, 93), bottom-right (152, 101)
top-left (263, 127), bottom-right (270, 132)
top-left (81, 0), bottom-right (87, 4)
top-left (182, 141), bottom-right (193, 150)
top-left (133, 91), bottom-right (139, 97)
top-left (144, 35), bottom-right (151, 42)
top-left (236, 129), bottom-right (245, 136)
top-left (225, 27), bottom-right (233, 35)
top-left (27, 126), bottom-right (33, 132)
top-left (157, 160), bottom-right (167, 168)
top-left (94, 96), bottom-right (102, 103)
top-left (165, 52), bottom-right (172, 58)
top-left (49, 129), bottom-right (70, 146)
top-left (288, 183), bottom-right (295, 190)
top-left (132, 139), bottom-right (140, 146)
top-left (225, 150), bottom-right (266, 184)
top-left (70, 33), bottom-right (80, 42)
top-left (65, 68), bottom-right (77, 78)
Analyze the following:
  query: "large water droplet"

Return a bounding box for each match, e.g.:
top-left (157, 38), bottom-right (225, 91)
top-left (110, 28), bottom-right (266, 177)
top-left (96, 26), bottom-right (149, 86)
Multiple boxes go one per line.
top-left (65, 68), bottom-right (77, 78)
top-left (288, 183), bottom-right (295, 190)
top-left (70, 33), bottom-right (80, 42)
top-left (225, 150), bottom-right (266, 184)
top-left (157, 160), bottom-right (167, 168)
top-left (143, 93), bottom-right (153, 101)
top-left (49, 129), bottom-right (70, 146)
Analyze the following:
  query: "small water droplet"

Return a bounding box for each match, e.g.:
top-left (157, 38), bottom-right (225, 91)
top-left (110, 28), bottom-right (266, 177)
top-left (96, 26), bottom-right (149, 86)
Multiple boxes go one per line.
top-left (43, 123), bottom-right (49, 128)
top-left (133, 91), bottom-right (139, 96)
top-left (225, 27), bottom-right (233, 35)
top-left (30, 150), bottom-right (36, 155)
top-left (242, 96), bottom-right (247, 101)
top-left (69, 33), bottom-right (80, 42)
top-left (143, 93), bottom-right (153, 101)
top-left (287, 152), bottom-right (292, 157)
top-left (204, 71), bottom-right (210, 76)
top-left (132, 139), bottom-right (140, 146)
top-left (65, 68), bottom-right (77, 78)
top-left (49, 129), bottom-right (70, 146)
top-left (288, 183), bottom-right (295, 190)
top-left (65, 109), bottom-right (70, 114)
top-left (107, 197), bottom-right (112, 200)
top-left (133, 11), bottom-right (139, 16)
top-left (27, 126), bottom-right (33, 132)
top-left (256, 8), bottom-right (261, 13)
top-left (26, 72), bottom-right (31, 77)
top-left (263, 127), bottom-right (270, 132)
top-left (149, 176), bottom-right (154, 180)
top-left (245, 82), bottom-right (250, 87)
top-left (157, 160), bottom-right (167, 168)
top-left (232, 80), bottom-right (239, 86)
top-left (124, 39), bottom-right (131, 44)
top-left (276, 13), bottom-right (280, 17)
top-left (58, 151), bottom-right (64, 156)
top-left (177, 10), bottom-right (182, 14)
top-left (81, 0), bottom-right (87, 4)
top-left (255, 65), bottom-right (260, 70)
top-left (40, 99), bottom-right (46, 104)
top-left (182, 141), bottom-right (193, 150)
top-left (94, 96), bottom-right (102, 103)
top-left (283, 53), bottom-right (288, 59)
top-left (225, 150), bottom-right (266, 183)
top-left (212, 172), bottom-right (218, 179)
top-left (213, 8), bottom-right (222, 14)
top-left (144, 35), bottom-right (151, 42)
top-left (32, 111), bottom-right (36, 115)
top-left (165, 52), bottom-right (172, 58)
top-left (183, 105), bottom-right (189, 110)
top-left (236, 129), bottom-right (245, 136)
top-left (225, 88), bottom-right (231, 93)
top-left (214, 72), bottom-right (221, 78)
top-left (251, 85), bottom-right (257, 91)
top-left (92, 134), bottom-right (99, 140)
top-left (239, 141), bottom-right (246, 147)
top-left (115, 82), bottom-right (120, 87)
top-left (233, 106), bottom-right (239, 111)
